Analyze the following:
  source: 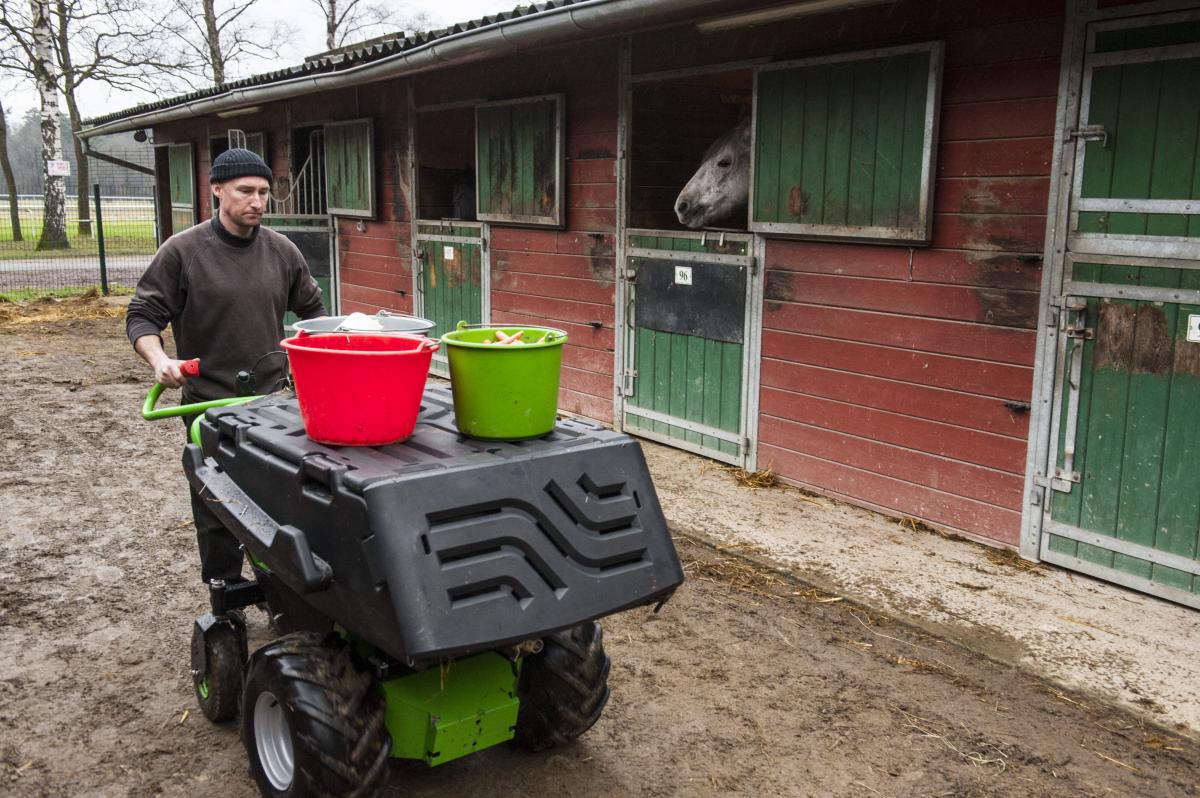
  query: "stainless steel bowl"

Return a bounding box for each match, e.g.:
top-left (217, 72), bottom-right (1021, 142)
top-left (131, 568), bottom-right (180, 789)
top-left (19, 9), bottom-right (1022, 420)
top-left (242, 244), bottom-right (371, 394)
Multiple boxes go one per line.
top-left (289, 310), bottom-right (436, 336)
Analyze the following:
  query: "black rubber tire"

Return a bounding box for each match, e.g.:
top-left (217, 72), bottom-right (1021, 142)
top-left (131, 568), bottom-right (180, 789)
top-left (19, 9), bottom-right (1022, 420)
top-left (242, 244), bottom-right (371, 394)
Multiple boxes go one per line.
top-left (241, 632), bottom-right (390, 798)
top-left (513, 622), bottom-right (611, 752)
top-left (193, 618), bottom-right (247, 723)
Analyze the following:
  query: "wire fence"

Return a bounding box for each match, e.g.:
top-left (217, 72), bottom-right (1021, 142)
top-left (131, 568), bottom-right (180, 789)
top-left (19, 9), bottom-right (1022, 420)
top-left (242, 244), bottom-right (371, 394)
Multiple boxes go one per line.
top-left (0, 151), bottom-right (157, 296)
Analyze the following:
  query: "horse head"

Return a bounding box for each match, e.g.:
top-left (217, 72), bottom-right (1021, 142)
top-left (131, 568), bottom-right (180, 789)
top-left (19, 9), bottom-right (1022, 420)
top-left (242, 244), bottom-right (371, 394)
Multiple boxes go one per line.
top-left (674, 118), bottom-right (751, 229)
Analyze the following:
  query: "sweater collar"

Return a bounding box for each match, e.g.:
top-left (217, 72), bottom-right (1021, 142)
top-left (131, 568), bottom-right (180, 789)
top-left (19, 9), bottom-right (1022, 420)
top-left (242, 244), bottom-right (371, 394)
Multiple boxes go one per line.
top-left (210, 214), bottom-right (259, 248)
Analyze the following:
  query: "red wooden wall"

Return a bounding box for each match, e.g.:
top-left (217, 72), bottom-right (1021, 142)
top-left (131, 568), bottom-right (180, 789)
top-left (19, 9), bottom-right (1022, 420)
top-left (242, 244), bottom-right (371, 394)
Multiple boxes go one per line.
top-left (630, 0), bottom-right (1062, 544)
top-left (633, 0), bottom-right (1060, 545)
top-left (333, 81), bottom-right (416, 317)
top-left (413, 43), bottom-right (621, 423)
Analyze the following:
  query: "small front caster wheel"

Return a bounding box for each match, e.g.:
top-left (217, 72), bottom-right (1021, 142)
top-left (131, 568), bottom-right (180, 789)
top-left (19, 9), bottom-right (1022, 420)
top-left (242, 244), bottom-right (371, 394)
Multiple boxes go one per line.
top-left (191, 612), bottom-right (248, 723)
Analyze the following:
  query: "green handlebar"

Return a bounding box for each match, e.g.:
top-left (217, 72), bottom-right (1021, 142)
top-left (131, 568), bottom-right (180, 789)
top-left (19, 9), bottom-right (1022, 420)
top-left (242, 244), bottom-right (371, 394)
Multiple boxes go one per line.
top-left (140, 358), bottom-right (263, 446)
top-left (140, 383), bottom-right (258, 421)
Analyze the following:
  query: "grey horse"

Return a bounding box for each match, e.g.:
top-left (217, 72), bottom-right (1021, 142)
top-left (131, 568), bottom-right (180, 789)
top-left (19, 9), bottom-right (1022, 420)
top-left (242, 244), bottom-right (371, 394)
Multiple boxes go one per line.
top-left (674, 118), bottom-right (751, 229)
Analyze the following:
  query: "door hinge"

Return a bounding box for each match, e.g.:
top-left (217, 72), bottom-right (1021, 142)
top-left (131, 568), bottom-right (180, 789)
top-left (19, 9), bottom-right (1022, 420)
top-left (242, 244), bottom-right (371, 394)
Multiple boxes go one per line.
top-left (1067, 124), bottom-right (1109, 148)
top-left (621, 368), bottom-right (637, 396)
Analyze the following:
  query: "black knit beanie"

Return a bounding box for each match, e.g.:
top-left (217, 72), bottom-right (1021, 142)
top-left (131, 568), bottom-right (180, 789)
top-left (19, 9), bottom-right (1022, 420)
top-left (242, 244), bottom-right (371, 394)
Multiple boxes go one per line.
top-left (210, 148), bottom-right (273, 183)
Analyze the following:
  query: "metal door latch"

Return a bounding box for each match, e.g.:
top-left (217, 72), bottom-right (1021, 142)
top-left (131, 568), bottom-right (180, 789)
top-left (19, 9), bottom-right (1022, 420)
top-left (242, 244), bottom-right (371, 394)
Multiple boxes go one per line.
top-left (1064, 324), bottom-right (1093, 340)
top-left (622, 367), bottom-right (637, 396)
top-left (1052, 467), bottom-right (1080, 492)
top-left (1061, 296), bottom-right (1092, 339)
top-left (1067, 124), bottom-right (1109, 147)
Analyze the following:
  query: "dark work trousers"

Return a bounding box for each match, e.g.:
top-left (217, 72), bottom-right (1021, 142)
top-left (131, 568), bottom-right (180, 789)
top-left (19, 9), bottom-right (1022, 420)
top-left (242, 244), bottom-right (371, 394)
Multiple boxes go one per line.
top-left (184, 414), bottom-right (244, 583)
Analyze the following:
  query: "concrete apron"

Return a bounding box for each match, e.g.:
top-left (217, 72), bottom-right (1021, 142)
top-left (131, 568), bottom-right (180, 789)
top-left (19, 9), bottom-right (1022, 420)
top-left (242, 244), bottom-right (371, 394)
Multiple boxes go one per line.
top-left (641, 441), bottom-right (1200, 738)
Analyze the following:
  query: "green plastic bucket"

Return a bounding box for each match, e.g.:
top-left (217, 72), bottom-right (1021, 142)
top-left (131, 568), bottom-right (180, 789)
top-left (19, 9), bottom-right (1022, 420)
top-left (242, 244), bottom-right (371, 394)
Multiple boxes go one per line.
top-left (441, 322), bottom-right (568, 440)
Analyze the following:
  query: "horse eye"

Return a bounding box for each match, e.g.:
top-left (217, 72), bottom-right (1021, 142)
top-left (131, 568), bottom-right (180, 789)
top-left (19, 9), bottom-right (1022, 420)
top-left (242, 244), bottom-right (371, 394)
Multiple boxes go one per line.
top-left (717, 158), bottom-right (732, 168)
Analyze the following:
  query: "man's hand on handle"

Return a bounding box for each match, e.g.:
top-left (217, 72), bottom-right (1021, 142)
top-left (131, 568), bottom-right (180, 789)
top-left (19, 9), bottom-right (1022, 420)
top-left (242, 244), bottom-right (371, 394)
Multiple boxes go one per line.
top-left (153, 357), bottom-right (195, 388)
top-left (134, 334), bottom-right (198, 388)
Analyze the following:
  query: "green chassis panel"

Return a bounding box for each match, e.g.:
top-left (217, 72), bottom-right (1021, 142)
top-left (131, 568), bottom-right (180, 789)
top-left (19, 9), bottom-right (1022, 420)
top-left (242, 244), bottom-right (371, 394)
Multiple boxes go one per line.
top-left (381, 651), bottom-right (520, 765)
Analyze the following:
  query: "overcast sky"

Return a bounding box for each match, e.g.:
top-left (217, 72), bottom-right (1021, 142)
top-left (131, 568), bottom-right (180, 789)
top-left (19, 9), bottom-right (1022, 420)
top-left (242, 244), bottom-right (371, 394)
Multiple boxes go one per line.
top-left (5, 0), bottom-right (514, 121)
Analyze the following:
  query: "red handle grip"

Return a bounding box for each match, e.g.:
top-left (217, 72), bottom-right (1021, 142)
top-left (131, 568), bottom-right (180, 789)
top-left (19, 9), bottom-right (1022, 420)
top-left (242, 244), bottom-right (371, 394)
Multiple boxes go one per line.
top-left (181, 358), bottom-right (200, 377)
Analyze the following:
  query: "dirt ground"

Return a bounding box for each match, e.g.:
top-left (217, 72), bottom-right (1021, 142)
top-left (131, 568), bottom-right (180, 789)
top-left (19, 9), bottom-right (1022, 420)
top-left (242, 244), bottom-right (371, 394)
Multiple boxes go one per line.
top-left (1, 298), bottom-right (1197, 798)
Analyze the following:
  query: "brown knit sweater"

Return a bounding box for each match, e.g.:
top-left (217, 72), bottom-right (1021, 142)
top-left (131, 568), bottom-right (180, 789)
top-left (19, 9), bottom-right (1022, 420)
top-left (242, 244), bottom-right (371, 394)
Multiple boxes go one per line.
top-left (126, 217), bottom-right (326, 403)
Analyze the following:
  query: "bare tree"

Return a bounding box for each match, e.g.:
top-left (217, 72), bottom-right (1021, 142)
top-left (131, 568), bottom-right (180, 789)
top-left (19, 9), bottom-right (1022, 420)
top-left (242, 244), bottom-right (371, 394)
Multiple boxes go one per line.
top-left (167, 0), bottom-right (293, 86)
top-left (1, 0), bottom-right (193, 238)
top-left (0, 99), bottom-right (22, 242)
top-left (307, 0), bottom-right (429, 52)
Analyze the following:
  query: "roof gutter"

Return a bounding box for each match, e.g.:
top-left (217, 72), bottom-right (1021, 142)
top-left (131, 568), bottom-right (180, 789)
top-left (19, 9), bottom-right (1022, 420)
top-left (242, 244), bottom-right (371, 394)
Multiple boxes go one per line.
top-left (80, 0), bottom-right (723, 139)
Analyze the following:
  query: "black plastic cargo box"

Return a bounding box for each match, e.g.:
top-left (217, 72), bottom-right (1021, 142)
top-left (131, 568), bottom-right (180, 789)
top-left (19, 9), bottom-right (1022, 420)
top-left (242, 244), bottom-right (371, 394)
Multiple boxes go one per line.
top-left (183, 386), bottom-right (684, 664)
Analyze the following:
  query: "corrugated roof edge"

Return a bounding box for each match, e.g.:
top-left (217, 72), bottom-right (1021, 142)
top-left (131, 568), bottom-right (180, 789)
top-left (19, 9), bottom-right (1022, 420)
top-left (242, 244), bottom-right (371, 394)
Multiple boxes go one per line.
top-left (83, 0), bottom-right (589, 128)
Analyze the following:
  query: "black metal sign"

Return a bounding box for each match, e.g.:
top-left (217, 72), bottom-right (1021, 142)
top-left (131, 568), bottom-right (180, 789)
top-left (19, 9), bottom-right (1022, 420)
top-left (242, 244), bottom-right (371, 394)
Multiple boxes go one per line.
top-left (633, 257), bottom-right (746, 344)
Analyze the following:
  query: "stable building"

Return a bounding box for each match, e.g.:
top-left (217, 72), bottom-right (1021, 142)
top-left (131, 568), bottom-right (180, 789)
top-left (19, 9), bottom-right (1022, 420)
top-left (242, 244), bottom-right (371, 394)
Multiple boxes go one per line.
top-left (81, 0), bottom-right (1200, 608)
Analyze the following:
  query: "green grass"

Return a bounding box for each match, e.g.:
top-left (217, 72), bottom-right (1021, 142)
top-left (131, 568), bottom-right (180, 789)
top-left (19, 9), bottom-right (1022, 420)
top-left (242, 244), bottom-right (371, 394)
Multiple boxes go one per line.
top-left (0, 240), bottom-right (157, 260)
top-left (1, 199), bottom-right (157, 259)
top-left (0, 284), bottom-right (134, 302)
top-left (0, 220), bottom-right (157, 260)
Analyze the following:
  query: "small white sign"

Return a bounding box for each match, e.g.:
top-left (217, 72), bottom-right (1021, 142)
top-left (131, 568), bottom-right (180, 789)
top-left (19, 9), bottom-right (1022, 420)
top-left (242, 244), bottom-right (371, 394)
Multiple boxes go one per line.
top-left (674, 265), bottom-right (693, 285)
top-left (1188, 314), bottom-right (1200, 343)
top-left (46, 159), bottom-right (71, 177)
top-left (443, 246), bottom-right (455, 261)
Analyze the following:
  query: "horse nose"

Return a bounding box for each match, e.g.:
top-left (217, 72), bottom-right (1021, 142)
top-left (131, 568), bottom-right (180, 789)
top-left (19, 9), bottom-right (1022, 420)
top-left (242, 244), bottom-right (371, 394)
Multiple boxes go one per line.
top-left (676, 199), bottom-right (690, 215)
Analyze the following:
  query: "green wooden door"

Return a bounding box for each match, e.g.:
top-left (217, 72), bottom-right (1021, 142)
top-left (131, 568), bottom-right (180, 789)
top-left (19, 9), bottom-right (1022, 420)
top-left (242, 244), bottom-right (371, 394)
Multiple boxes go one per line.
top-left (1044, 12), bottom-right (1200, 608)
top-left (476, 96), bottom-right (563, 226)
top-left (1046, 267), bottom-right (1200, 607)
top-left (752, 42), bottom-right (941, 243)
top-left (168, 143), bottom-right (194, 232)
top-left (416, 222), bottom-right (485, 376)
top-left (324, 119), bottom-right (375, 218)
top-left (622, 231), bottom-right (753, 466)
top-left (1069, 15), bottom-right (1200, 258)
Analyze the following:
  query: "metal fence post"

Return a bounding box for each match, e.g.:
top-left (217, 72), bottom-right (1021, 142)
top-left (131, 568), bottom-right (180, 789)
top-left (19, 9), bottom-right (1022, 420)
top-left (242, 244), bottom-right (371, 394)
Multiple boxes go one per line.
top-left (93, 183), bottom-right (108, 296)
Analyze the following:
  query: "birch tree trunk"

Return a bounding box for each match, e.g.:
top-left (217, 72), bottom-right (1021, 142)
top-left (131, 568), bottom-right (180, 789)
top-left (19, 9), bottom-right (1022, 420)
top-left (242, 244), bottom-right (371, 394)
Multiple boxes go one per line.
top-left (0, 101), bottom-right (23, 243)
top-left (55, 0), bottom-right (90, 237)
top-left (29, 0), bottom-right (68, 250)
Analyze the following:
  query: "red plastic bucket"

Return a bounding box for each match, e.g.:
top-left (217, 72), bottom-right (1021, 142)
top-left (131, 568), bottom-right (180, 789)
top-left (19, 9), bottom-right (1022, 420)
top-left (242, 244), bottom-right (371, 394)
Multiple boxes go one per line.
top-left (280, 332), bottom-right (438, 446)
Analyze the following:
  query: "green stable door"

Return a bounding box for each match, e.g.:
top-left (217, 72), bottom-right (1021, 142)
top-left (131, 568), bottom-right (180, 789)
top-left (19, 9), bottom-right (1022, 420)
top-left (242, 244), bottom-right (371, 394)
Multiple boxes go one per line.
top-left (622, 231), bottom-right (754, 466)
top-left (416, 222), bottom-right (485, 376)
top-left (1044, 12), bottom-right (1200, 607)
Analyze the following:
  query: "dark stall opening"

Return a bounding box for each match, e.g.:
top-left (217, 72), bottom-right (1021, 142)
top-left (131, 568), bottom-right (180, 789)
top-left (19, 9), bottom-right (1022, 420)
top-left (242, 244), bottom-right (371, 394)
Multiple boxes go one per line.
top-left (286, 125), bottom-right (327, 216)
top-left (415, 106), bottom-right (477, 221)
top-left (628, 69), bottom-right (753, 232)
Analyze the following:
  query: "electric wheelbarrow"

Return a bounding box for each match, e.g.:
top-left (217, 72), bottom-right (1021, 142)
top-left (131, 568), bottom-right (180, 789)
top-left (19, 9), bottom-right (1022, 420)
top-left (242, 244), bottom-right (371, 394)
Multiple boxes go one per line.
top-left (142, 365), bottom-right (685, 798)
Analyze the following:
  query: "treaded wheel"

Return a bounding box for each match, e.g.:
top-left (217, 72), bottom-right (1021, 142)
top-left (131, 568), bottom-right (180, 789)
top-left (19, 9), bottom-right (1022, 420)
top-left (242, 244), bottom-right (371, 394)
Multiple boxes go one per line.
top-left (513, 621), bottom-right (611, 751)
top-left (241, 632), bottom-right (390, 798)
top-left (192, 617), bottom-right (247, 723)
